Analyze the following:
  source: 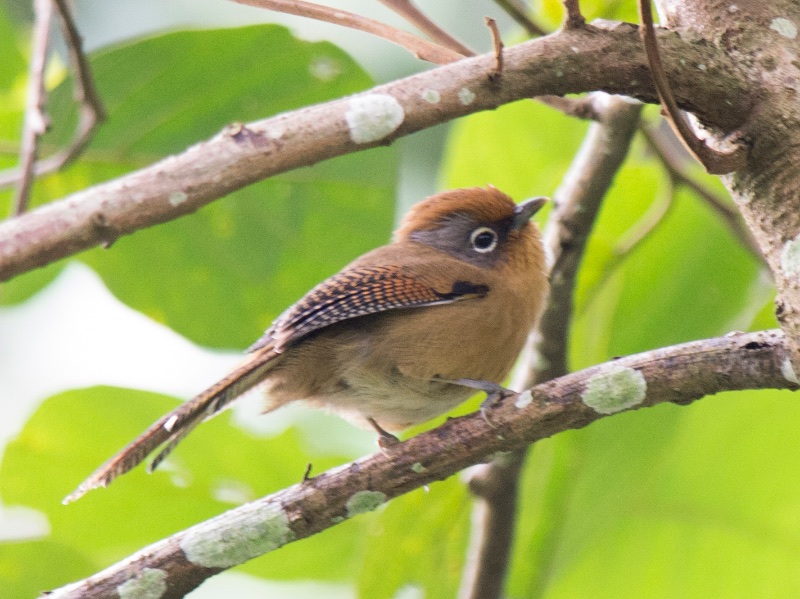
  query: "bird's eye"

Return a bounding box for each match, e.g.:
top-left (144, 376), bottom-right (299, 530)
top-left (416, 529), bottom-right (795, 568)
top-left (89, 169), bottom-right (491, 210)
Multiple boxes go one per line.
top-left (470, 227), bottom-right (498, 253)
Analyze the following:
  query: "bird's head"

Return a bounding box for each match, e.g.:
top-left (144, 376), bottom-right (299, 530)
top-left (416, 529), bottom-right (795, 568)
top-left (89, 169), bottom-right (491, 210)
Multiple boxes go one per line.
top-left (394, 186), bottom-right (547, 269)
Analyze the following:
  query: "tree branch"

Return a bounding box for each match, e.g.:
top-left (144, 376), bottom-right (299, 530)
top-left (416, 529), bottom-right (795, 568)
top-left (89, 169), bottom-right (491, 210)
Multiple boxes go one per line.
top-left (459, 93), bottom-right (643, 599)
top-left (637, 0), bottom-right (746, 175)
top-left (12, 0), bottom-right (53, 216)
top-left (493, 0), bottom-right (547, 37)
top-left (561, 0), bottom-right (585, 29)
top-left (0, 21), bottom-right (751, 282)
top-left (0, 0), bottom-right (106, 191)
top-left (45, 329), bottom-right (796, 599)
top-left (378, 0), bottom-right (474, 57)
top-left (231, 0), bottom-right (463, 64)
top-left (640, 124), bottom-right (765, 264)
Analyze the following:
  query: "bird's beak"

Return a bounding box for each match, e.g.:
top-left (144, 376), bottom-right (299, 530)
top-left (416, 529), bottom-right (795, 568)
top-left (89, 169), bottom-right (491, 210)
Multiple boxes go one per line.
top-left (511, 196), bottom-right (548, 230)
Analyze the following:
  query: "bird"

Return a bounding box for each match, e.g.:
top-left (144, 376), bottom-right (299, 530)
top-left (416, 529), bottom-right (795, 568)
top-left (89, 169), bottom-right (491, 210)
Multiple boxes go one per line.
top-left (64, 186), bottom-right (549, 504)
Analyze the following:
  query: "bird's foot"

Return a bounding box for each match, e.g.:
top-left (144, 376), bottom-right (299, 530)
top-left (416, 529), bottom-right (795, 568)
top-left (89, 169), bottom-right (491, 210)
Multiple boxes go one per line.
top-left (447, 378), bottom-right (516, 428)
top-left (367, 417), bottom-right (401, 450)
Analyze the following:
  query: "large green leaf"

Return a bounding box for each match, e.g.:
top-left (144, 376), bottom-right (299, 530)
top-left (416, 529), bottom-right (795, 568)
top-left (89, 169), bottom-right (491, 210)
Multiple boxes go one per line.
top-left (0, 540), bottom-right (96, 598)
top-left (2, 25), bottom-right (397, 349)
top-left (511, 390), bottom-right (800, 598)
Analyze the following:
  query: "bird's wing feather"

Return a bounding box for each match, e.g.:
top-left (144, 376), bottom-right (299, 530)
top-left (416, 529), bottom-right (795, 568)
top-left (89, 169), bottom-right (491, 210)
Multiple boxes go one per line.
top-left (65, 266), bottom-right (488, 503)
top-left (249, 265), bottom-right (489, 353)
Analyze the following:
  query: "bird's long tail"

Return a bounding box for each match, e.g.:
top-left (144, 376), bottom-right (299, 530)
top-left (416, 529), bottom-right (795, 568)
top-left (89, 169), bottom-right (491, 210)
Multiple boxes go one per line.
top-left (63, 347), bottom-right (280, 504)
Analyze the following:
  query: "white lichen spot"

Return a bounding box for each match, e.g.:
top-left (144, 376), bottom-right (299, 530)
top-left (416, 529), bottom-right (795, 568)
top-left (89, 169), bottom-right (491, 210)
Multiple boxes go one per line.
top-left (168, 191), bottom-right (188, 207)
top-left (581, 366), bottom-right (647, 414)
top-left (421, 88), bottom-right (441, 104)
top-left (782, 358), bottom-right (800, 384)
top-left (771, 17), bottom-right (798, 39)
top-left (571, 46), bottom-right (579, 53)
top-left (514, 390), bottom-right (533, 408)
top-left (728, 4), bottom-right (738, 12)
top-left (163, 414), bottom-right (178, 432)
top-left (345, 94), bottom-right (405, 144)
top-left (345, 490), bottom-right (386, 517)
top-left (117, 568), bottom-right (168, 599)
top-left (181, 504), bottom-right (294, 568)
top-left (411, 462), bottom-right (427, 473)
top-left (697, 63), bottom-right (707, 71)
top-left (458, 87), bottom-right (476, 105)
top-left (781, 234), bottom-right (800, 275)
top-left (556, 70), bottom-right (564, 77)
top-left (309, 56), bottom-right (341, 81)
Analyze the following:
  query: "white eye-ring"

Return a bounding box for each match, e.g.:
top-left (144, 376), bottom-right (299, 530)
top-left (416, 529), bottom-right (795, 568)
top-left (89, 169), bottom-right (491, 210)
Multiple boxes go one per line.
top-left (470, 227), bottom-right (498, 253)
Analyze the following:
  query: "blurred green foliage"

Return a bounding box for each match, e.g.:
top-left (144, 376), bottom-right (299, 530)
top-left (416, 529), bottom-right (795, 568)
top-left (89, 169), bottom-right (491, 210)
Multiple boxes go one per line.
top-left (1, 2), bottom-right (796, 599)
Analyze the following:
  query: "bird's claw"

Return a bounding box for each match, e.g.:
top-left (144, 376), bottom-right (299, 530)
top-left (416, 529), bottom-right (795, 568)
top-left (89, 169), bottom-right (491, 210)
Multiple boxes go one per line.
top-left (479, 388), bottom-right (517, 428)
top-left (368, 417), bottom-right (401, 450)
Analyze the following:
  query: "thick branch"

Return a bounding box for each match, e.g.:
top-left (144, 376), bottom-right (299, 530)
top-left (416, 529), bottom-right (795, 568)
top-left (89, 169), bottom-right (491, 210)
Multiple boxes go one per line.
top-left (46, 329), bottom-right (796, 599)
top-left (0, 21), bottom-right (751, 282)
top-left (459, 94), bottom-right (643, 599)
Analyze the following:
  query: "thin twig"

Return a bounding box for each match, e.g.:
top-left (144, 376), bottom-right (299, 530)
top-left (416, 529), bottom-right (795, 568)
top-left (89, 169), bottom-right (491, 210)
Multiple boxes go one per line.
top-left (46, 330), bottom-right (794, 599)
top-left (637, 0), bottom-right (746, 174)
top-left (641, 124), bottom-right (765, 262)
top-left (493, 0), bottom-right (547, 37)
top-left (562, 0), bottom-right (585, 28)
top-left (378, 0), bottom-right (473, 56)
top-left (232, 0), bottom-right (463, 64)
top-left (536, 95), bottom-right (603, 120)
top-left (614, 169), bottom-right (674, 255)
top-left (485, 17), bottom-right (504, 75)
top-left (0, 0), bottom-right (106, 191)
top-left (13, 0), bottom-right (53, 216)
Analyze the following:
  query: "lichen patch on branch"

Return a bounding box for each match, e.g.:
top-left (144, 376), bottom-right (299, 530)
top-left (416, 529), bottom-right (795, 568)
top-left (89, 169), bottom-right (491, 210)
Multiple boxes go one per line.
top-left (180, 504), bottom-right (294, 568)
top-left (581, 366), bottom-right (647, 414)
top-left (345, 94), bottom-right (405, 143)
top-left (117, 568), bottom-right (168, 599)
top-left (345, 490), bottom-right (386, 517)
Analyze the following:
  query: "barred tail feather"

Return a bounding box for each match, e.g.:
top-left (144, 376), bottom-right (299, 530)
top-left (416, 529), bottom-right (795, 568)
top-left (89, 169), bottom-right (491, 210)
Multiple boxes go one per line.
top-left (63, 348), bottom-right (280, 504)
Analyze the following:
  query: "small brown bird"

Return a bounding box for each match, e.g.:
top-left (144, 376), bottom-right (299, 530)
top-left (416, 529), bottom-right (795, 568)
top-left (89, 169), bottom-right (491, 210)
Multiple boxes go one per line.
top-left (64, 186), bottom-right (548, 503)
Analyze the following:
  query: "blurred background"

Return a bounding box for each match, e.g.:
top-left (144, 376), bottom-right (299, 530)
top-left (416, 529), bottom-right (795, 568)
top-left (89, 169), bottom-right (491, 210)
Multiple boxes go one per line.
top-left (1, 1), bottom-right (795, 598)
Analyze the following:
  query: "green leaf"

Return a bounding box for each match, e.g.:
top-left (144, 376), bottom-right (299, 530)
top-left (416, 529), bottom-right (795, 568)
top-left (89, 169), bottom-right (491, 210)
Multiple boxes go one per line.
top-left (358, 479), bottom-right (472, 598)
top-left (572, 148), bottom-right (766, 361)
top-left (442, 99), bottom-right (589, 201)
top-left (511, 390), bottom-right (800, 598)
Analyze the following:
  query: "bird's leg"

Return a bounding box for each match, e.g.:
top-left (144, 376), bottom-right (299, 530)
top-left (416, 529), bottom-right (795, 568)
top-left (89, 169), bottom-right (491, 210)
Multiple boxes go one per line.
top-left (367, 417), bottom-right (401, 449)
top-left (439, 378), bottom-right (517, 426)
